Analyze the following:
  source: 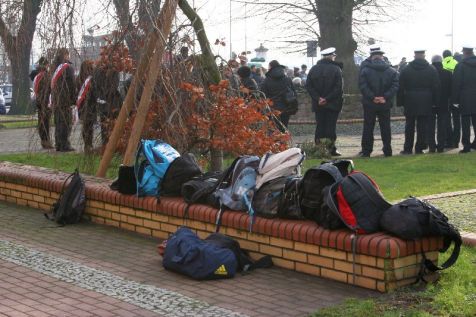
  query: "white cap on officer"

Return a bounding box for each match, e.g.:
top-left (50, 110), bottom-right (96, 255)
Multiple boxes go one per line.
top-left (414, 48), bottom-right (426, 54)
top-left (462, 45), bottom-right (474, 52)
top-left (369, 44), bottom-right (385, 55)
top-left (321, 47), bottom-right (336, 56)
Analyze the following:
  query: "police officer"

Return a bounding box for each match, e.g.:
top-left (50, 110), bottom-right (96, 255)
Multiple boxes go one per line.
top-left (442, 50), bottom-right (460, 148)
top-left (306, 47), bottom-right (343, 156)
top-left (50, 48), bottom-right (76, 152)
top-left (429, 55), bottom-right (452, 153)
top-left (358, 46), bottom-right (399, 157)
top-left (397, 49), bottom-right (440, 154)
top-left (452, 46), bottom-right (476, 153)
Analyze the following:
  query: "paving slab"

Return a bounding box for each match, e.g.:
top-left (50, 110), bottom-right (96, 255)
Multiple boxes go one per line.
top-left (0, 202), bottom-right (377, 317)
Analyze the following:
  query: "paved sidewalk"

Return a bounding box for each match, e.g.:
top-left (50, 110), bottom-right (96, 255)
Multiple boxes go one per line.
top-left (0, 202), bottom-right (377, 317)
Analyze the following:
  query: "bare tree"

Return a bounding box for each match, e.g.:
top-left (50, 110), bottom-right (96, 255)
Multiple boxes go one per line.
top-left (0, 0), bottom-right (42, 114)
top-left (236, 0), bottom-right (406, 94)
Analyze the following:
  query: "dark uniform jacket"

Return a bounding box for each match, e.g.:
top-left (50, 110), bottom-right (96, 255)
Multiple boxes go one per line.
top-left (432, 62), bottom-right (452, 113)
top-left (260, 66), bottom-right (295, 111)
top-left (305, 59), bottom-right (343, 112)
top-left (397, 59), bottom-right (440, 116)
top-left (51, 61), bottom-right (76, 110)
top-left (452, 56), bottom-right (476, 115)
top-left (359, 59), bottom-right (399, 110)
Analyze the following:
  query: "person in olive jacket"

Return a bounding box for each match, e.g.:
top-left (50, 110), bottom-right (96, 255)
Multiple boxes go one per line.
top-left (397, 49), bottom-right (440, 154)
top-left (305, 47), bottom-right (343, 156)
top-left (452, 46), bottom-right (476, 153)
top-left (429, 55), bottom-right (452, 153)
top-left (358, 48), bottom-right (399, 157)
top-left (260, 60), bottom-right (296, 132)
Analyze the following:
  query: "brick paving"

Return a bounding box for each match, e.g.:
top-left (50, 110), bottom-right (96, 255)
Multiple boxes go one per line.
top-left (0, 202), bottom-right (377, 317)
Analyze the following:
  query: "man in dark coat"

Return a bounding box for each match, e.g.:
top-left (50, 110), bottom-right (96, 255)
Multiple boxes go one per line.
top-left (452, 46), bottom-right (476, 153)
top-left (260, 60), bottom-right (296, 132)
top-left (358, 48), bottom-right (399, 157)
top-left (305, 47), bottom-right (343, 156)
top-left (429, 55), bottom-right (452, 153)
top-left (51, 48), bottom-right (76, 152)
top-left (397, 49), bottom-right (440, 154)
top-left (31, 57), bottom-right (53, 149)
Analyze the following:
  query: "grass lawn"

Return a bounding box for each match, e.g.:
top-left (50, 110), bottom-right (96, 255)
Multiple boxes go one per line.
top-left (1, 151), bottom-right (476, 201)
top-left (312, 246), bottom-right (476, 317)
top-left (0, 120), bottom-right (37, 129)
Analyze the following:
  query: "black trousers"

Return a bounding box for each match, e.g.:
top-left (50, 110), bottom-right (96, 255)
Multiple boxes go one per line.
top-left (428, 110), bottom-right (449, 151)
top-left (361, 106), bottom-right (392, 155)
top-left (314, 109), bottom-right (339, 151)
top-left (461, 114), bottom-right (476, 150)
top-left (449, 106), bottom-right (461, 147)
top-left (404, 115), bottom-right (429, 153)
top-left (81, 102), bottom-right (97, 151)
top-left (37, 102), bottom-right (51, 143)
top-left (54, 105), bottom-right (72, 151)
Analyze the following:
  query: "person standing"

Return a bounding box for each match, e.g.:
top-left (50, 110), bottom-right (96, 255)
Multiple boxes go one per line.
top-left (50, 48), bottom-right (76, 152)
top-left (358, 47), bottom-right (399, 157)
top-left (397, 49), bottom-right (440, 155)
top-left (452, 46), bottom-right (476, 153)
top-left (260, 60), bottom-right (297, 131)
top-left (250, 65), bottom-right (264, 85)
top-left (31, 57), bottom-right (54, 149)
top-left (428, 55), bottom-right (452, 153)
top-left (305, 47), bottom-right (344, 156)
top-left (299, 64), bottom-right (307, 84)
top-left (398, 57), bottom-right (408, 72)
top-left (442, 50), bottom-right (460, 148)
top-left (76, 60), bottom-right (96, 153)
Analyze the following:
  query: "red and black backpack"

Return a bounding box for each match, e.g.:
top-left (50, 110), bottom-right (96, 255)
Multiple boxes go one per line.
top-left (324, 171), bottom-right (392, 234)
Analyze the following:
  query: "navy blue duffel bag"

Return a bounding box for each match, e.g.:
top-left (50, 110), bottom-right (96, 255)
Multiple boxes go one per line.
top-left (163, 227), bottom-right (238, 280)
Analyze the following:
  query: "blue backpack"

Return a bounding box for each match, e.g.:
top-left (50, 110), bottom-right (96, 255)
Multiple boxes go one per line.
top-left (214, 156), bottom-right (260, 231)
top-left (134, 140), bottom-right (180, 197)
top-left (163, 227), bottom-right (237, 280)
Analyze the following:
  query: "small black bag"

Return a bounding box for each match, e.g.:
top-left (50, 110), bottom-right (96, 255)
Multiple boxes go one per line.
top-left (181, 171), bottom-right (224, 206)
top-left (277, 176), bottom-right (303, 219)
top-left (283, 86), bottom-right (298, 115)
top-left (110, 165), bottom-right (137, 195)
top-left (160, 153), bottom-right (202, 197)
top-left (45, 169), bottom-right (86, 225)
top-left (380, 198), bottom-right (462, 271)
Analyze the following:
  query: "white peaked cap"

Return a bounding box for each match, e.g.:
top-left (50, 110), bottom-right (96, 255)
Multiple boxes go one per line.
top-left (321, 47), bottom-right (336, 56)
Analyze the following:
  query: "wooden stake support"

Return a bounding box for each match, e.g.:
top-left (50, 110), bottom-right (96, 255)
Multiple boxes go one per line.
top-left (96, 0), bottom-right (179, 177)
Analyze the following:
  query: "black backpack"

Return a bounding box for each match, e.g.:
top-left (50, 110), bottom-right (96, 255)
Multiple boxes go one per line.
top-left (45, 170), bottom-right (86, 225)
top-left (300, 160), bottom-right (353, 223)
top-left (324, 172), bottom-right (392, 234)
top-left (160, 153), bottom-right (202, 197)
top-left (277, 176), bottom-right (303, 220)
top-left (380, 198), bottom-right (462, 272)
top-left (181, 171), bottom-right (224, 206)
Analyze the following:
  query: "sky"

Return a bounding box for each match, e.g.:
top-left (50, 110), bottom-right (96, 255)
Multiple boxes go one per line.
top-left (191, 0), bottom-right (476, 67)
top-left (43, 0), bottom-right (476, 68)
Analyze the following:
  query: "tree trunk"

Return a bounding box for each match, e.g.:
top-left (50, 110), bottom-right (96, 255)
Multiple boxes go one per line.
top-left (0, 0), bottom-right (42, 115)
top-left (316, 0), bottom-right (358, 94)
top-left (9, 47), bottom-right (33, 114)
top-left (179, 0), bottom-right (223, 171)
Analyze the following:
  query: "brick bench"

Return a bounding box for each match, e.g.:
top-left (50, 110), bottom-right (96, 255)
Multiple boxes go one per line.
top-left (0, 162), bottom-right (443, 292)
